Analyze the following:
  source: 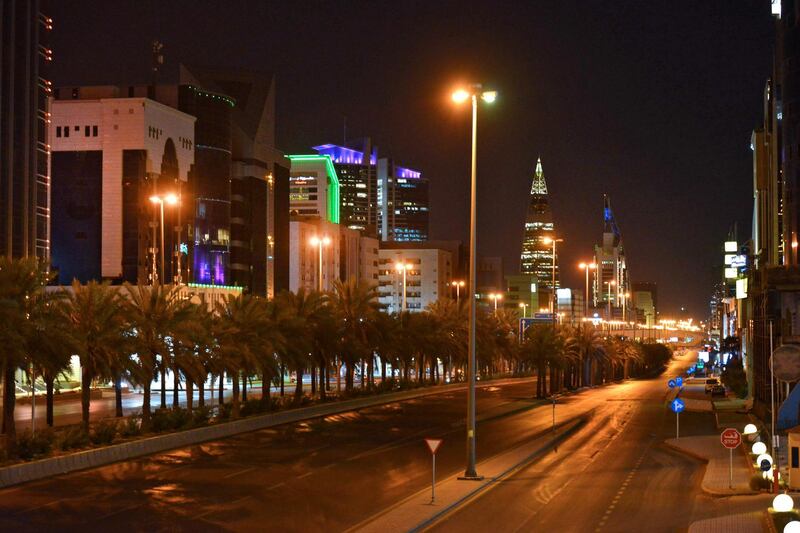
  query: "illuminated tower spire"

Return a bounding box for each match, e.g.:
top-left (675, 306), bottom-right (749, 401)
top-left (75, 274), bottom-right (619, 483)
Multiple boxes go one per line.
top-left (530, 157), bottom-right (547, 195)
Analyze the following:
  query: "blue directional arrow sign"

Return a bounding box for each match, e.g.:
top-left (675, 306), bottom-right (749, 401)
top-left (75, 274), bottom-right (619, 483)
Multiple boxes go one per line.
top-left (676, 377), bottom-right (683, 387)
top-left (668, 379), bottom-right (676, 388)
top-left (671, 398), bottom-right (685, 414)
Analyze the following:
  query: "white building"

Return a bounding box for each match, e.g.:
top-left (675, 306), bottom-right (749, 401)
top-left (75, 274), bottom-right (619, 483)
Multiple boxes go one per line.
top-left (49, 95), bottom-right (195, 284)
top-left (287, 154), bottom-right (339, 224)
top-left (378, 247), bottom-right (452, 313)
top-left (289, 217), bottom-right (341, 293)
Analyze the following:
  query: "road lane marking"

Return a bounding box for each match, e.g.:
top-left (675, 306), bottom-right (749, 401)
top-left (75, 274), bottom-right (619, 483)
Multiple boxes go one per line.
top-left (223, 466), bottom-right (257, 479)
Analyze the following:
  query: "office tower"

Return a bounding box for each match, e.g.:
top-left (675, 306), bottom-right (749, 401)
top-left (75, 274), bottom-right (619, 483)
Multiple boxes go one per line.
top-left (519, 158), bottom-right (557, 289)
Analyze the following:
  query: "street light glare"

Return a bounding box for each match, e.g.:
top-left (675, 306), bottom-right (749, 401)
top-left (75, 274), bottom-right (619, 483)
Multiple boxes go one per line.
top-left (149, 195), bottom-right (161, 204)
top-left (322, 236), bottom-right (332, 246)
top-left (452, 89), bottom-right (469, 103)
top-left (165, 193), bottom-right (179, 205)
top-left (310, 236), bottom-right (320, 246)
top-left (481, 91), bottom-right (497, 103)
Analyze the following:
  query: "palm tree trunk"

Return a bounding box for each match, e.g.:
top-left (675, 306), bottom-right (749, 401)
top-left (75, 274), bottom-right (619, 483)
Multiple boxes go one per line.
top-left (45, 373), bottom-right (55, 427)
top-left (114, 375), bottom-right (123, 417)
top-left (320, 364), bottom-right (327, 400)
top-left (261, 372), bottom-right (269, 400)
top-left (311, 365), bottom-right (316, 397)
top-left (2, 364), bottom-right (15, 440)
top-left (80, 364), bottom-right (92, 431)
top-left (280, 364), bottom-right (285, 397)
top-left (172, 369), bottom-right (180, 409)
top-left (218, 372), bottom-right (224, 405)
top-left (186, 378), bottom-right (193, 412)
top-left (381, 357), bottom-right (387, 383)
top-left (367, 356), bottom-right (374, 389)
top-left (294, 368), bottom-right (304, 403)
top-left (160, 365), bottom-right (167, 409)
top-left (142, 382), bottom-right (152, 426)
top-left (231, 374), bottom-right (240, 418)
top-left (242, 373), bottom-right (248, 402)
top-left (198, 380), bottom-right (205, 408)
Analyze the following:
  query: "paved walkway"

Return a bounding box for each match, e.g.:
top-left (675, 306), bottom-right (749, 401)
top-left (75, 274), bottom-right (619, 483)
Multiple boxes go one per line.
top-left (349, 417), bottom-right (584, 533)
top-left (688, 512), bottom-right (765, 533)
top-left (665, 435), bottom-right (756, 496)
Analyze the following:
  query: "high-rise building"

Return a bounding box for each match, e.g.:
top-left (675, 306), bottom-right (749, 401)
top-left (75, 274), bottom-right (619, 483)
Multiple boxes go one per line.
top-left (314, 140), bottom-right (378, 235)
top-left (287, 154), bottom-right (340, 223)
top-left (313, 142), bottom-right (429, 242)
top-left (378, 158), bottom-right (429, 241)
top-left (378, 246), bottom-right (452, 313)
top-left (632, 281), bottom-right (657, 326)
top-left (49, 96), bottom-right (195, 285)
top-left (592, 195), bottom-right (629, 319)
top-left (0, 1), bottom-right (52, 259)
top-left (520, 158), bottom-right (557, 289)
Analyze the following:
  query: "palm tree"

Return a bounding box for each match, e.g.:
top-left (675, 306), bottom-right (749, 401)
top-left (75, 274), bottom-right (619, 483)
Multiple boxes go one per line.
top-left (214, 293), bottom-right (276, 416)
top-left (330, 280), bottom-right (379, 391)
top-left (0, 256), bottom-right (55, 441)
top-left (520, 324), bottom-right (566, 398)
top-left (63, 280), bottom-right (126, 431)
top-left (572, 323), bottom-right (605, 387)
top-left (26, 289), bottom-right (77, 427)
top-left (123, 283), bottom-right (191, 427)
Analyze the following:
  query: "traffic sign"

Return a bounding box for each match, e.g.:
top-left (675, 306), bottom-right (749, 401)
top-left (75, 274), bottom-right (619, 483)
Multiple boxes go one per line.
top-left (676, 377), bottom-right (683, 387)
top-left (720, 428), bottom-right (741, 449)
top-left (670, 398), bottom-right (685, 414)
top-left (425, 438), bottom-right (443, 455)
top-left (668, 379), bottom-right (676, 389)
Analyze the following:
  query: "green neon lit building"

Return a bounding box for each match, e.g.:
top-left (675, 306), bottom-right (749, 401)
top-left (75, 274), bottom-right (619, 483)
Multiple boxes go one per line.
top-left (287, 154), bottom-right (340, 224)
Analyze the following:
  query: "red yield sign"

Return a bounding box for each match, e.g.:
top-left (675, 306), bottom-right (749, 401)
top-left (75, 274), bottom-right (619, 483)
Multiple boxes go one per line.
top-left (720, 428), bottom-right (742, 449)
top-left (425, 438), bottom-right (443, 455)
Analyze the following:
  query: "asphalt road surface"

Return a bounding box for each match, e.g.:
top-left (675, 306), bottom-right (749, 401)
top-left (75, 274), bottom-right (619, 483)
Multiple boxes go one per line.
top-left (428, 352), bottom-right (767, 533)
top-left (0, 352), bottom-right (753, 532)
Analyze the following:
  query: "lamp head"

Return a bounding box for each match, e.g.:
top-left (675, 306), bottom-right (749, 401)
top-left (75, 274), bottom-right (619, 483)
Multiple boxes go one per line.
top-left (481, 90), bottom-right (497, 103)
top-left (309, 236), bottom-right (320, 246)
top-left (451, 89), bottom-right (470, 103)
top-left (149, 195), bottom-right (161, 204)
top-left (579, 262), bottom-right (586, 269)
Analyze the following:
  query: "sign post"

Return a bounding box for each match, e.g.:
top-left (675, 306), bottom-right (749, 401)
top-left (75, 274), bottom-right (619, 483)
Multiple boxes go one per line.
top-left (425, 438), bottom-right (443, 503)
top-left (720, 428), bottom-right (742, 489)
top-left (671, 398), bottom-right (685, 438)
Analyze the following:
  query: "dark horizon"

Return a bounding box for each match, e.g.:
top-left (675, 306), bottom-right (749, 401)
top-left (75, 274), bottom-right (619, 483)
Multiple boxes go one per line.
top-left (46, 0), bottom-right (777, 318)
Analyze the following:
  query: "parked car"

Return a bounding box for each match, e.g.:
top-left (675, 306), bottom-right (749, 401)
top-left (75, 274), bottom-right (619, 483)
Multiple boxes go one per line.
top-left (704, 378), bottom-right (720, 394)
top-left (710, 384), bottom-right (726, 397)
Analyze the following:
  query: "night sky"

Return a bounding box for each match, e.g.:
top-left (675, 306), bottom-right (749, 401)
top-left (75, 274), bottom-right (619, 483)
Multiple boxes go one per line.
top-left (48, 1), bottom-right (776, 319)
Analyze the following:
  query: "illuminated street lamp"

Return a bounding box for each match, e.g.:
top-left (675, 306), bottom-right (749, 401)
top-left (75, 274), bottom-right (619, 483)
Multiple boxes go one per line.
top-left (149, 193), bottom-right (179, 285)
top-left (452, 83), bottom-right (496, 480)
top-left (451, 280), bottom-right (466, 304)
top-left (519, 302), bottom-right (529, 318)
top-left (579, 262), bottom-right (596, 316)
top-left (309, 235), bottom-right (332, 292)
top-left (542, 236), bottom-right (563, 324)
top-left (488, 292), bottom-right (503, 314)
top-left (396, 262), bottom-right (414, 312)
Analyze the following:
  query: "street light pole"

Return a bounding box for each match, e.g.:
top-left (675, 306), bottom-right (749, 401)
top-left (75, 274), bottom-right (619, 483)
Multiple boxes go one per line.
top-left (396, 263), bottom-right (412, 312)
top-left (605, 280), bottom-right (615, 321)
top-left (309, 236), bottom-right (331, 292)
top-left (452, 84), bottom-right (495, 481)
top-left (579, 262), bottom-right (596, 316)
top-left (150, 193), bottom-right (179, 285)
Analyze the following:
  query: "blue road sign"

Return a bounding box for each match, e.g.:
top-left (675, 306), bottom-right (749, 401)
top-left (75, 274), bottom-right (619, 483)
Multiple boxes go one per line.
top-left (670, 398), bottom-right (685, 414)
top-left (668, 379), bottom-right (676, 389)
top-left (760, 459), bottom-right (772, 472)
top-left (676, 377), bottom-right (683, 387)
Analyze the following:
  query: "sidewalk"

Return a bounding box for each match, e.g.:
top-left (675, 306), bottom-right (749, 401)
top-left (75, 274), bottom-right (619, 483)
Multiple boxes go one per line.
top-left (664, 435), bottom-right (756, 496)
top-left (688, 512), bottom-right (766, 533)
top-left (348, 417), bottom-right (584, 533)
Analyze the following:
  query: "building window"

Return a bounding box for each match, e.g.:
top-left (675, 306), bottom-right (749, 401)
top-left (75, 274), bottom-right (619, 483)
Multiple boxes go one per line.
top-left (56, 126), bottom-right (61, 137)
top-left (84, 125), bottom-right (90, 136)
top-left (74, 125), bottom-right (79, 132)
top-left (92, 125), bottom-right (98, 137)
top-left (64, 127), bottom-right (69, 138)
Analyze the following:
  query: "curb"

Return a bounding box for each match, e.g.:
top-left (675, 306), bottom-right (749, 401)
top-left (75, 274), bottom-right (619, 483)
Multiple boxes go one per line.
top-left (0, 376), bottom-right (537, 489)
top-left (662, 440), bottom-right (758, 497)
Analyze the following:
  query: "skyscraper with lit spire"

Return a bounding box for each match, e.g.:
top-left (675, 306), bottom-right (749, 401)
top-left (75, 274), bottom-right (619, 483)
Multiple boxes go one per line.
top-left (520, 157), bottom-right (558, 289)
